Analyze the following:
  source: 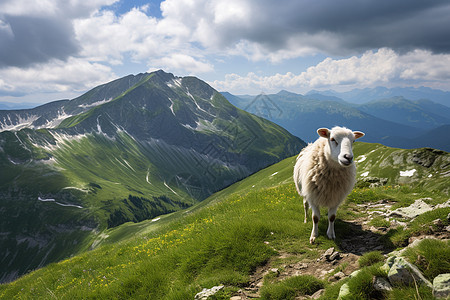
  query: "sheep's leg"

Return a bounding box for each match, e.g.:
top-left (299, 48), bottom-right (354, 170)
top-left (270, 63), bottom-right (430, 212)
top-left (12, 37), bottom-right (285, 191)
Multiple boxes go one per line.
top-left (326, 206), bottom-right (338, 240)
top-left (303, 198), bottom-right (309, 223)
top-left (309, 203), bottom-right (320, 244)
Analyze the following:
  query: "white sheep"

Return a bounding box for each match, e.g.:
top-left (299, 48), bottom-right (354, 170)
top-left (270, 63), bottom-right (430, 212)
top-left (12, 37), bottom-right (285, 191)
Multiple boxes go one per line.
top-left (293, 126), bottom-right (364, 243)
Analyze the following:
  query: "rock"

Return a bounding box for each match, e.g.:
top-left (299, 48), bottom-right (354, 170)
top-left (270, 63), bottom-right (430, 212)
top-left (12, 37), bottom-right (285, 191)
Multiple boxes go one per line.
top-left (349, 269), bottom-right (362, 278)
top-left (389, 199), bottom-right (433, 219)
top-left (194, 285), bottom-right (224, 300)
top-left (329, 271), bottom-right (346, 282)
top-left (329, 251), bottom-right (340, 261)
top-left (270, 268), bottom-right (280, 274)
top-left (311, 289), bottom-right (325, 299)
top-left (435, 199), bottom-right (450, 209)
top-left (433, 274), bottom-right (450, 299)
top-left (373, 276), bottom-right (392, 292)
top-left (294, 263), bottom-right (308, 270)
top-left (337, 283), bottom-right (350, 300)
top-left (387, 257), bottom-right (432, 288)
top-left (324, 247), bottom-right (335, 259)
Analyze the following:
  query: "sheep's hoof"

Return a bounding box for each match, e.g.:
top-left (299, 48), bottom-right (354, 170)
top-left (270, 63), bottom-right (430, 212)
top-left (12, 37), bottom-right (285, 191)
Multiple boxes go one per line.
top-left (309, 236), bottom-right (316, 244)
top-left (304, 219), bottom-right (308, 224)
top-left (327, 232), bottom-right (336, 240)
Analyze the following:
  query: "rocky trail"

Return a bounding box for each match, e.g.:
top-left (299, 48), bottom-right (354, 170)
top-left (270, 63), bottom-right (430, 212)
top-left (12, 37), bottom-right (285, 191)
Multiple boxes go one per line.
top-left (197, 198), bottom-right (450, 300)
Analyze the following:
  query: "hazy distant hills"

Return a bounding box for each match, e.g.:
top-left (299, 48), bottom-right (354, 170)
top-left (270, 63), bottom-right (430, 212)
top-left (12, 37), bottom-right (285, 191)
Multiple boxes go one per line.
top-left (223, 89), bottom-right (450, 151)
top-left (307, 86), bottom-right (450, 107)
top-left (0, 70), bottom-right (303, 283)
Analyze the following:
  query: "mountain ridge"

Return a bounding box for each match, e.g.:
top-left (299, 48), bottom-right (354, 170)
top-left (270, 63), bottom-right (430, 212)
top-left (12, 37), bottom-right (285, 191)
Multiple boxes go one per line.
top-left (0, 70), bottom-right (304, 283)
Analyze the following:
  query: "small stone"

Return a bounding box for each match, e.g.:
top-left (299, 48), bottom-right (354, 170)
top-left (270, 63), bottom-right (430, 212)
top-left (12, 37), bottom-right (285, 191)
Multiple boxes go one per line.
top-left (270, 268), bottom-right (279, 274)
top-left (329, 251), bottom-right (340, 261)
top-left (194, 285), bottom-right (224, 300)
top-left (432, 219), bottom-right (443, 226)
top-left (349, 269), bottom-right (361, 278)
top-left (433, 273), bottom-right (450, 299)
top-left (295, 263), bottom-right (308, 270)
top-left (334, 271), bottom-right (346, 280)
top-left (324, 247), bottom-right (335, 259)
top-left (373, 276), bottom-right (392, 292)
top-left (311, 289), bottom-right (325, 299)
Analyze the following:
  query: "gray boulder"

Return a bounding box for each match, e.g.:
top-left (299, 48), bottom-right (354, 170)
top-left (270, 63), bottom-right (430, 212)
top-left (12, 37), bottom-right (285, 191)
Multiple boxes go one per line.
top-left (373, 276), bottom-right (392, 292)
top-left (433, 274), bottom-right (450, 299)
top-left (387, 257), bottom-right (432, 288)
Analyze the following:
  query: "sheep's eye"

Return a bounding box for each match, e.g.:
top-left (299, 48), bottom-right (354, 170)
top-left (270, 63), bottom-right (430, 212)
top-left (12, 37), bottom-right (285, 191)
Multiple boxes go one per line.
top-left (330, 138), bottom-right (338, 145)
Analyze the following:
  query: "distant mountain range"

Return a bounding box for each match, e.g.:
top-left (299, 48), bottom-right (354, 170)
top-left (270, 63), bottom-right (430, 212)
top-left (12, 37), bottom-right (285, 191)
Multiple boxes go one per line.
top-left (222, 90), bottom-right (450, 152)
top-left (307, 86), bottom-right (450, 107)
top-left (0, 70), bottom-right (304, 283)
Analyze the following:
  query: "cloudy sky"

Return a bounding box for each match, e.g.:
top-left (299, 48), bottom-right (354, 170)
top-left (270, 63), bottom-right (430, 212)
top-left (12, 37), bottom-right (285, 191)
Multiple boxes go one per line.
top-left (1, 0), bottom-right (450, 104)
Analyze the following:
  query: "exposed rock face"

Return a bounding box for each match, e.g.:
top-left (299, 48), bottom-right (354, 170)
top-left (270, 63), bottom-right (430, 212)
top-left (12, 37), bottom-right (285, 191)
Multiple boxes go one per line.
top-left (409, 148), bottom-right (445, 168)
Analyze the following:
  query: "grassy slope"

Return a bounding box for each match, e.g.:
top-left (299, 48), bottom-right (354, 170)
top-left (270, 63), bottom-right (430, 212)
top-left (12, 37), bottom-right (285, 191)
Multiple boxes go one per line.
top-left (0, 143), bottom-right (448, 299)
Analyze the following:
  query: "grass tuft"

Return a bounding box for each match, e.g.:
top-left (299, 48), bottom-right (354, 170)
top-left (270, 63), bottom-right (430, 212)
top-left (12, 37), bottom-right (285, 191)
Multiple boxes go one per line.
top-left (359, 251), bottom-right (385, 268)
top-left (260, 275), bottom-right (324, 300)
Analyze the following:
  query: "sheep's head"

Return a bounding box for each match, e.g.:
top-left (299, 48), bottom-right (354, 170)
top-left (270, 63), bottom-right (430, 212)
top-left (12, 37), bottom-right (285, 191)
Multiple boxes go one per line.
top-left (317, 126), bottom-right (365, 167)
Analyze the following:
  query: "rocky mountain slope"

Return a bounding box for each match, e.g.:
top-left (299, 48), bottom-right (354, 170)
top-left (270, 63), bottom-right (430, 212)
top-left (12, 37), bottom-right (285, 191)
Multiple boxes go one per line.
top-left (0, 142), bottom-right (448, 299)
top-left (0, 70), bottom-right (304, 283)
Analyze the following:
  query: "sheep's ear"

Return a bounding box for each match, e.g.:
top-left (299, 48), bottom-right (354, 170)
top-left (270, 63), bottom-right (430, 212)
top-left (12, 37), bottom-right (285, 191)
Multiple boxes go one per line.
top-left (353, 131), bottom-right (365, 139)
top-left (317, 128), bottom-right (330, 138)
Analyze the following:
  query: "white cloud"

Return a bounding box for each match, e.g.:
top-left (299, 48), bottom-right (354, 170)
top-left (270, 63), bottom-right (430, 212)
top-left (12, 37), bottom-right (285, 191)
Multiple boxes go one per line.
top-left (150, 54), bottom-right (213, 74)
top-left (211, 48), bottom-right (450, 93)
top-left (0, 57), bottom-right (115, 95)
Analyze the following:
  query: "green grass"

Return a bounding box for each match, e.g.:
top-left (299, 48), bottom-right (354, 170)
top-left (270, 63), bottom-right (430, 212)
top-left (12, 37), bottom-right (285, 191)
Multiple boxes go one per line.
top-left (358, 251), bottom-right (385, 267)
top-left (402, 239), bottom-right (450, 280)
top-left (260, 275), bottom-right (324, 300)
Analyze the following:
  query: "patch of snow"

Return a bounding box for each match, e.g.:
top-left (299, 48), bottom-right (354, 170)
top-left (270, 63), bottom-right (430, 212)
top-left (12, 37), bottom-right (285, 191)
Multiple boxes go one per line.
top-left (164, 181), bottom-right (179, 195)
top-left (122, 159), bottom-right (135, 171)
top-left (62, 186), bottom-right (89, 193)
top-left (270, 172), bottom-right (279, 177)
top-left (78, 98), bottom-right (112, 109)
top-left (96, 115), bottom-right (103, 133)
top-left (356, 155), bottom-right (366, 163)
top-left (38, 109), bottom-right (72, 129)
top-left (428, 174), bottom-right (432, 178)
top-left (146, 169), bottom-right (152, 185)
top-left (151, 217), bottom-right (160, 222)
top-left (168, 98), bottom-right (175, 115)
top-left (400, 169), bottom-right (416, 177)
top-left (361, 171), bottom-right (369, 177)
top-left (38, 197), bottom-right (83, 209)
top-left (0, 114), bottom-right (39, 132)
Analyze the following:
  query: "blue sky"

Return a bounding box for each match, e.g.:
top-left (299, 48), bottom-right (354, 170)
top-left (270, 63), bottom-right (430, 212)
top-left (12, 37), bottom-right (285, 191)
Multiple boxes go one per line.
top-left (1, 0), bottom-right (450, 104)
